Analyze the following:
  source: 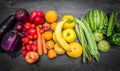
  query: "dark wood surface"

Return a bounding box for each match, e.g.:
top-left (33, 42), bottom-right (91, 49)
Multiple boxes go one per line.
top-left (0, 0), bottom-right (120, 71)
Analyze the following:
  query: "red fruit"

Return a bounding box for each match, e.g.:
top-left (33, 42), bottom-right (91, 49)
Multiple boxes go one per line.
top-left (22, 50), bottom-right (28, 57)
top-left (30, 10), bottom-right (45, 25)
top-left (25, 51), bottom-right (39, 64)
top-left (29, 28), bottom-right (37, 35)
top-left (31, 11), bottom-right (37, 17)
top-left (33, 34), bottom-right (38, 40)
top-left (34, 17), bottom-right (41, 25)
top-left (28, 35), bottom-right (33, 40)
top-left (26, 45), bottom-right (33, 51)
top-left (43, 23), bottom-right (50, 31)
top-left (32, 45), bottom-right (38, 51)
top-left (24, 22), bottom-right (31, 29)
top-left (29, 40), bottom-right (33, 45)
top-left (33, 42), bottom-right (37, 46)
top-left (31, 24), bottom-right (36, 28)
top-left (22, 37), bottom-right (29, 44)
top-left (22, 46), bottom-right (27, 51)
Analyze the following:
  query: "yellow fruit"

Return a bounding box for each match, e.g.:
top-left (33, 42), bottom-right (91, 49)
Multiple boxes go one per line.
top-left (55, 19), bottom-right (71, 52)
top-left (54, 43), bottom-right (65, 55)
top-left (43, 31), bottom-right (53, 40)
top-left (66, 42), bottom-right (82, 58)
top-left (53, 32), bottom-right (57, 42)
top-left (45, 10), bottom-right (58, 23)
top-left (51, 22), bottom-right (57, 31)
top-left (61, 15), bottom-right (76, 29)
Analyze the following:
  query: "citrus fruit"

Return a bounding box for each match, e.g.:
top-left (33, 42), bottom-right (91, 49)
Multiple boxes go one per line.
top-left (45, 10), bottom-right (58, 23)
top-left (46, 40), bottom-right (55, 49)
top-left (51, 22), bottom-right (57, 31)
top-left (43, 31), bottom-right (53, 40)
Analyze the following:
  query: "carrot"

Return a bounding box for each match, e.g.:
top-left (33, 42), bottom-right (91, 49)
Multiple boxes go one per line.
top-left (42, 33), bottom-right (47, 54)
top-left (36, 26), bottom-right (43, 56)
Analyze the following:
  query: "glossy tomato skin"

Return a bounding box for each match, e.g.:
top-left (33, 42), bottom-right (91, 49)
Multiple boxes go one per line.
top-left (29, 28), bottom-right (37, 35)
top-left (24, 22), bottom-right (31, 29)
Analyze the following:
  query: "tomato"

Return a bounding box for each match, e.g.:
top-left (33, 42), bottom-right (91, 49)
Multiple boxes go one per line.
top-left (32, 45), bottom-right (38, 51)
top-left (22, 37), bottom-right (29, 44)
top-left (33, 42), bottom-right (37, 46)
top-left (31, 24), bottom-right (36, 28)
top-left (33, 34), bottom-right (38, 40)
top-left (26, 44), bottom-right (33, 51)
top-left (29, 40), bottom-right (34, 45)
top-left (28, 35), bottom-right (33, 40)
top-left (29, 28), bottom-right (37, 35)
top-left (24, 22), bottom-right (31, 29)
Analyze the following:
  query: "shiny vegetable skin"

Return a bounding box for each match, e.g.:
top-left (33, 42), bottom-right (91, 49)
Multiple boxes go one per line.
top-left (0, 14), bottom-right (16, 39)
top-left (1, 32), bottom-right (22, 51)
top-left (107, 12), bottom-right (117, 37)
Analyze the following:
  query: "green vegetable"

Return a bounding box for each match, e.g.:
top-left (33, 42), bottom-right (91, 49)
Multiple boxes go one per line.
top-left (76, 18), bottom-right (100, 62)
top-left (85, 9), bottom-right (108, 33)
top-left (113, 33), bottom-right (120, 46)
top-left (75, 23), bottom-right (92, 63)
top-left (94, 32), bottom-right (103, 42)
top-left (107, 12), bottom-right (118, 37)
top-left (107, 33), bottom-right (120, 46)
top-left (115, 22), bottom-right (120, 33)
top-left (98, 40), bottom-right (110, 52)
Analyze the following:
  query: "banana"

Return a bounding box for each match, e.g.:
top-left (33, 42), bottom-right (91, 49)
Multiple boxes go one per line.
top-left (55, 19), bottom-right (71, 52)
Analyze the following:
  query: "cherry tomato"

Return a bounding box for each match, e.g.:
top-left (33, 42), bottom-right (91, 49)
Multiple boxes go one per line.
top-left (24, 22), bottom-right (31, 29)
top-left (28, 35), bottom-right (33, 40)
top-left (29, 40), bottom-right (34, 45)
top-left (31, 24), bottom-right (36, 28)
top-left (29, 28), bottom-right (37, 35)
top-left (26, 45), bottom-right (33, 51)
top-left (33, 42), bottom-right (37, 46)
top-left (22, 37), bottom-right (29, 44)
top-left (22, 46), bottom-right (27, 51)
top-left (32, 45), bottom-right (38, 51)
top-left (33, 34), bottom-right (38, 40)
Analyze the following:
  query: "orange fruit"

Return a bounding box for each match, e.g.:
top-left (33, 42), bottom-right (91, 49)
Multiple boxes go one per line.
top-left (51, 22), bottom-right (57, 31)
top-left (46, 40), bottom-right (55, 49)
top-left (48, 49), bottom-right (57, 59)
top-left (43, 31), bottom-right (53, 40)
top-left (45, 10), bottom-right (58, 23)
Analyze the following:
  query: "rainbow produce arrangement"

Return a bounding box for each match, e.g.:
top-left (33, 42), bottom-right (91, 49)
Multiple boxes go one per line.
top-left (0, 8), bottom-right (120, 64)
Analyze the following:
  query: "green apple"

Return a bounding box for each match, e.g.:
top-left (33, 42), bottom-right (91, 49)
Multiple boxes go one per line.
top-left (62, 29), bottom-right (76, 42)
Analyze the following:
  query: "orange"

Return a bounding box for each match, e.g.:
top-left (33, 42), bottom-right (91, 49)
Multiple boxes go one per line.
top-left (48, 49), bottom-right (57, 59)
top-left (46, 40), bottom-right (55, 49)
top-left (43, 31), bottom-right (53, 40)
top-left (45, 10), bottom-right (58, 23)
top-left (51, 22), bottom-right (57, 31)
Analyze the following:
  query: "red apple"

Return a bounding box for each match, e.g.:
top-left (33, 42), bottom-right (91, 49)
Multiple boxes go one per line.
top-left (25, 51), bottom-right (39, 64)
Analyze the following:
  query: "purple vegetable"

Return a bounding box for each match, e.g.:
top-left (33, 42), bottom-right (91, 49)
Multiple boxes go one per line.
top-left (15, 9), bottom-right (29, 23)
top-left (15, 23), bottom-right (23, 32)
top-left (1, 32), bottom-right (22, 51)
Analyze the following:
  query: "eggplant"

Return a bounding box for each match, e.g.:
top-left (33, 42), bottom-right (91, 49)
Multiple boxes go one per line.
top-left (0, 14), bottom-right (16, 40)
top-left (1, 31), bottom-right (22, 51)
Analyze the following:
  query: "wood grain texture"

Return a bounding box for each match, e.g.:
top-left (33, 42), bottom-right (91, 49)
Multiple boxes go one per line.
top-left (0, 0), bottom-right (120, 71)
